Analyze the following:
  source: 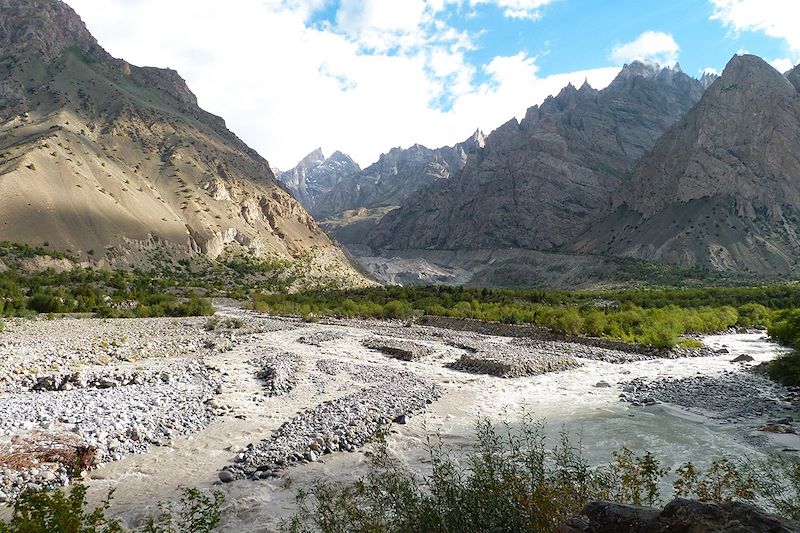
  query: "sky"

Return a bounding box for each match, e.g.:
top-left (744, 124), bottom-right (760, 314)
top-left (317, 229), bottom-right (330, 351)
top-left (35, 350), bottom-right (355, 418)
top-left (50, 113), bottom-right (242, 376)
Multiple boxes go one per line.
top-left (63, 0), bottom-right (800, 170)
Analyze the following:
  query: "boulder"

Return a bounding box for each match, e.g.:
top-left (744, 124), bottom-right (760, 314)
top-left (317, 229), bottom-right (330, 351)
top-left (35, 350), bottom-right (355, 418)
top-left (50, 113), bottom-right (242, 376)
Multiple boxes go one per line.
top-left (563, 498), bottom-right (800, 532)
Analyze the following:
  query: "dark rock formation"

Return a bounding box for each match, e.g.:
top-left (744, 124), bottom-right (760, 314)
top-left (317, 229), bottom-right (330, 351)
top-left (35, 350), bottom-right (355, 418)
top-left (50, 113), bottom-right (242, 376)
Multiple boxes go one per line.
top-left (574, 55), bottom-right (800, 274)
top-left (564, 499), bottom-right (800, 532)
top-left (368, 62), bottom-right (706, 251)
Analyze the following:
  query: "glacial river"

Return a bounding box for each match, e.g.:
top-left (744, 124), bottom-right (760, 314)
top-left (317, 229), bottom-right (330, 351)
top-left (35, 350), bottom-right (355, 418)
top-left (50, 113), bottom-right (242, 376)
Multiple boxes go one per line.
top-left (87, 328), bottom-right (797, 532)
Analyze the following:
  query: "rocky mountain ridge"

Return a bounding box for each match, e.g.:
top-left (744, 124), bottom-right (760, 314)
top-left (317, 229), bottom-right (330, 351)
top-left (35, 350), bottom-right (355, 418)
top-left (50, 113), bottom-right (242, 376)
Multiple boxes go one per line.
top-left (313, 129), bottom-right (485, 220)
top-left (277, 149), bottom-right (361, 213)
top-left (573, 54), bottom-right (800, 274)
top-left (277, 131), bottom-right (485, 245)
top-left (367, 62), bottom-right (708, 252)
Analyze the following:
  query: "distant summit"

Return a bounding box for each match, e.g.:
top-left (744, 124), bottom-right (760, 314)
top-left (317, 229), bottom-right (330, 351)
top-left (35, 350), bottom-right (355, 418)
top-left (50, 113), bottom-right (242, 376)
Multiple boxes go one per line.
top-left (277, 149), bottom-right (360, 211)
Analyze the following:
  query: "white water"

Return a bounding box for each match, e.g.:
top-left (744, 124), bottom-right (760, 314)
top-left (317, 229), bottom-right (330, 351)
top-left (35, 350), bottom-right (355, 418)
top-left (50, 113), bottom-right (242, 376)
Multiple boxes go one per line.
top-left (85, 327), bottom-right (796, 532)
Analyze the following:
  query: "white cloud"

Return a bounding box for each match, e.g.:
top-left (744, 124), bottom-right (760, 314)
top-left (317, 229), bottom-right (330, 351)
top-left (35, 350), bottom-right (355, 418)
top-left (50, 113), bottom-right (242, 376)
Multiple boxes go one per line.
top-left (64, 0), bottom-right (613, 169)
top-left (710, 0), bottom-right (800, 55)
top-left (702, 67), bottom-right (719, 76)
top-left (610, 31), bottom-right (680, 66)
top-left (771, 57), bottom-right (796, 73)
top-left (468, 0), bottom-right (556, 20)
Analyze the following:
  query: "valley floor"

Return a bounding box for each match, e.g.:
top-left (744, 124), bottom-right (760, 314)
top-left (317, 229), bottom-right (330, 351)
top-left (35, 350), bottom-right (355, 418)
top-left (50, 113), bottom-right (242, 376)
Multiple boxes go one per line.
top-left (0, 305), bottom-right (798, 531)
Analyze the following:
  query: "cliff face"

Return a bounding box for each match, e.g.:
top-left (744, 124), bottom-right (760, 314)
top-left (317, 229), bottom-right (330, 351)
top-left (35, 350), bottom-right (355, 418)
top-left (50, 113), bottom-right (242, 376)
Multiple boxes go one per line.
top-left (367, 63), bottom-right (707, 251)
top-left (574, 55), bottom-right (800, 274)
top-left (312, 130), bottom-right (485, 220)
top-left (277, 149), bottom-right (361, 213)
top-left (0, 0), bottom-right (365, 281)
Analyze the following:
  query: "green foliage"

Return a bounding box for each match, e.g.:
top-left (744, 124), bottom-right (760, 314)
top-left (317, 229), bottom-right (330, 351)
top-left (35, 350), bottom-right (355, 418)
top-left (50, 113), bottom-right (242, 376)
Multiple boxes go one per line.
top-left (140, 488), bottom-right (224, 533)
top-left (673, 459), bottom-right (756, 503)
top-left (282, 418), bottom-right (672, 533)
top-left (0, 484), bottom-right (123, 533)
top-left (282, 418), bottom-right (800, 533)
top-left (0, 266), bottom-right (214, 320)
top-left (0, 485), bottom-right (224, 533)
top-left (250, 287), bottom-right (753, 348)
top-left (768, 309), bottom-right (800, 385)
top-left (746, 455), bottom-right (800, 521)
top-left (204, 317), bottom-right (242, 331)
top-left (604, 448), bottom-right (666, 506)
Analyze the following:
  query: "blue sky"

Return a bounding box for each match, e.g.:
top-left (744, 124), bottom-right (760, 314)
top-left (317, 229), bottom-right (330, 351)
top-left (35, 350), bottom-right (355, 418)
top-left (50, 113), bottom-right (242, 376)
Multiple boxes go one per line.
top-left (66, 0), bottom-right (798, 168)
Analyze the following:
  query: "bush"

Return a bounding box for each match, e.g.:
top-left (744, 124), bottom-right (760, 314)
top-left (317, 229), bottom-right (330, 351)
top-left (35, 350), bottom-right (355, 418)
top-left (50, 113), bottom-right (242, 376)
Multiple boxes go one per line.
top-left (0, 485), bottom-right (224, 533)
top-left (282, 417), bottom-right (800, 533)
top-left (767, 309), bottom-right (800, 385)
top-left (0, 484), bottom-right (123, 533)
top-left (282, 417), bottom-right (671, 533)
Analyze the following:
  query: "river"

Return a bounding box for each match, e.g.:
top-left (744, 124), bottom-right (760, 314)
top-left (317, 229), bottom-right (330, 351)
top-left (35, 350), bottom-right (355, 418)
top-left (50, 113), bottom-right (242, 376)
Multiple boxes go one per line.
top-left (84, 323), bottom-right (797, 532)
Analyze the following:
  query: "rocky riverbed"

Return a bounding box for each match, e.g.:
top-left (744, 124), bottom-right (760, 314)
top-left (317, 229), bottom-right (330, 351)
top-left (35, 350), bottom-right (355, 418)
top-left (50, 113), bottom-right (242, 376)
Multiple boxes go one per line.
top-left (0, 311), bottom-right (798, 531)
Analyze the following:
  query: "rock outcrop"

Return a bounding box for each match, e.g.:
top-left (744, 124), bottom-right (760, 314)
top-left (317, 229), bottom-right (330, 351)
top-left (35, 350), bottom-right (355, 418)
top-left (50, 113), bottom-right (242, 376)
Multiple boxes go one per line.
top-left (564, 499), bottom-right (800, 532)
top-left (368, 63), bottom-right (706, 251)
top-left (574, 55), bottom-right (800, 274)
top-left (277, 149), bottom-right (361, 213)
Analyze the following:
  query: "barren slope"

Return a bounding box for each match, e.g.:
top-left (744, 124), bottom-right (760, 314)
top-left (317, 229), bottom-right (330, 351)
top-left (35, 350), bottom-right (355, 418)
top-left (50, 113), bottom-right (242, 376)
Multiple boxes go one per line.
top-left (0, 0), bottom-right (366, 283)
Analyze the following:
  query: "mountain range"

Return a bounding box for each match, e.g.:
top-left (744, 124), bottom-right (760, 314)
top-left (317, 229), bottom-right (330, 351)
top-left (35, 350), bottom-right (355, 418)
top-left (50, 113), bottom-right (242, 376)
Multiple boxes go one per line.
top-left (279, 55), bottom-right (800, 286)
top-left (574, 55), bottom-right (800, 275)
top-left (278, 131), bottom-right (485, 245)
top-left (4, 0), bottom-right (800, 288)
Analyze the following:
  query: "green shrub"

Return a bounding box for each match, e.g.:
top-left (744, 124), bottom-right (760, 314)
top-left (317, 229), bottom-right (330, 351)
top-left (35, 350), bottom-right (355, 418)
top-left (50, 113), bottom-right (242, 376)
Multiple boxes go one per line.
top-left (767, 309), bottom-right (800, 385)
top-left (281, 417), bottom-right (670, 533)
top-left (0, 484), bottom-right (123, 533)
top-left (0, 485), bottom-right (224, 533)
top-left (674, 459), bottom-right (756, 503)
top-left (140, 488), bottom-right (224, 533)
top-left (282, 417), bottom-right (800, 533)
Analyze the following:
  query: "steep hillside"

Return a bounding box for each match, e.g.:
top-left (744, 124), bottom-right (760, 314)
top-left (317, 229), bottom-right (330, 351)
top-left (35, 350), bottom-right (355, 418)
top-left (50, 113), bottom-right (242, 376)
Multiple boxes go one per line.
top-left (368, 63), bottom-right (707, 251)
top-left (574, 55), bottom-right (800, 275)
top-left (0, 0), bottom-right (367, 285)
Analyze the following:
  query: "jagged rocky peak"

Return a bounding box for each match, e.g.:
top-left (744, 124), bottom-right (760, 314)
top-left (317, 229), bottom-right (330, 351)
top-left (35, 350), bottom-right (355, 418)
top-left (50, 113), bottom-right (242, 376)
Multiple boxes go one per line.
top-left (0, 0), bottom-right (107, 61)
top-left (721, 53), bottom-right (796, 95)
top-left (574, 53), bottom-right (800, 274)
top-left (277, 148), bottom-right (361, 211)
top-left (787, 63), bottom-right (800, 92)
top-left (578, 78), bottom-right (595, 93)
top-left (613, 60), bottom-right (663, 81)
top-left (298, 148), bottom-right (327, 168)
top-left (700, 71), bottom-right (718, 89)
top-left (610, 60), bottom-right (697, 89)
top-left (464, 128), bottom-right (486, 149)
